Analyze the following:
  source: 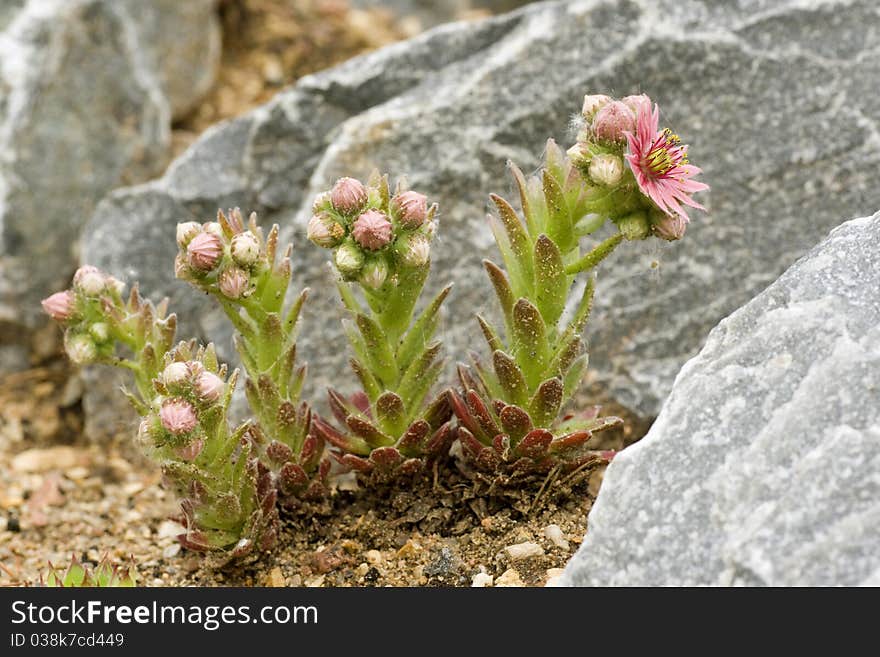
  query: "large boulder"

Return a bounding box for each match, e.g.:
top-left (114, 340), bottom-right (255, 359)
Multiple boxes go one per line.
top-left (82, 0), bottom-right (880, 438)
top-left (0, 0), bottom-right (219, 371)
top-left (561, 212), bottom-right (880, 586)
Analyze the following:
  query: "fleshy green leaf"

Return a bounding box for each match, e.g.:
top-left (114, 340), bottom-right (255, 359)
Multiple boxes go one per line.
top-left (534, 235), bottom-right (568, 327)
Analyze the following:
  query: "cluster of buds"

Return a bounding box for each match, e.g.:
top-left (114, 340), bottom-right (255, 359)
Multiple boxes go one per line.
top-left (567, 93), bottom-right (708, 243)
top-left (42, 265), bottom-right (176, 406)
top-left (308, 173), bottom-right (437, 290)
top-left (175, 209), bottom-right (270, 302)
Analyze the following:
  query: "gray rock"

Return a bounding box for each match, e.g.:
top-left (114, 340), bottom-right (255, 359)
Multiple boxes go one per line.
top-left (0, 0), bottom-right (219, 370)
top-left (82, 0), bottom-right (880, 438)
top-left (562, 213), bottom-right (880, 586)
top-left (352, 0), bottom-right (532, 27)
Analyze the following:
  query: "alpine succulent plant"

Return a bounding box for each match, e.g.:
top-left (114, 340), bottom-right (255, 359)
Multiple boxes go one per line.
top-left (307, 173), bottom-right (455, 478)
top-left (454, 93), bottom-right (707, 475)
top-left (42, 267), bottom-right (276, 555)
top-left (175, 209), bottom-right (328, 502)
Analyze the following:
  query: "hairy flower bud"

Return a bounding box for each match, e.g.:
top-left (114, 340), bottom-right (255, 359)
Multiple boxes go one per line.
top-left (73, 266), bottom-right (106, 296)
top-left (588, 153), bottom-right (624, 186)
top-left (566, 142), bottom-right (593, 169)
top-left (178, 438), bottom-right (204, 462)
top-left (187, 232), bottom-right (224, 271)
top-left (41, 290), bottom-right (75, 322)
top-left (195, 370), bottom-right (224, 403)
top-left (307, 213), bottom-right (345, 248)
top-left (218, 266), bottom-right (249, 299)
top-left (330, 177), bottom-right (368, 214)
top-left (391, 191), bottom-right (428, 228)
top-left (230, 232), bottom-right (260, 266)
top-left (89, 322), bottom-right (110, 344)
top-left (617, 211), bottom-right (651, 241)
top-left (359, 258), bottom-right (389, 289)
top-left (622, 93), bottom-right (651, 116)
top-left (335, 242), bottom-right (365, 278)
top-left (203, 222), bottom-right (224, 238)
top-left (66, 334), bottom-right (97, 364)
top-left (397, 233), bottom-right (430, 268)
top-left (312, 190), bottom-right (332, 213)
top-left (162, 361), bottom-right (190, 387)
top-left (352, 210), bottom-right (392, 250)
top-left (653, 213), bottom-right (688, 241)
top-left (176, 221), bottom-right (201, 248)
top-left (582, 93), bottom-right (611, 119)
top-left (160, 399), bottom-right (198, 435)
top-left (592, 101), bottom-right (636, 142)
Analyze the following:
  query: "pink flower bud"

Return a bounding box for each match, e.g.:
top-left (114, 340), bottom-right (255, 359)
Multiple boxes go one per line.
top-left (330, 177), bottom-right (368, 214)
top-left (582, 93), bottom-right (611, 119)
top-left (230, 232), bottom-right (260, 266)
top-left (653, 213), bottom-right (688, 241)
top-left (187, 231), bottom-right (224, 271)
top-left (359, 258), bottom-right (389, 289)
top-left (391, 191), bottom-right (428, 228)
top-left (352, 210), bottom-right (392, 250)
top-left (592, 101), bottom-right (636, 142)
top-left (73, 265), bottom-right (106, 296)
top-left (160, 399), bottom-right (198, 435)
top-left (177, 438), bottom-right (204, 462)
top-left (218, 266), bottom-right (249, 299)
top-left (195, 370), bottom-right (224, 403)
top-left (335, 242), bottom-right (365, 278)
top-left (41, 291), bottom-right (75, 322)
top-left (162, 361), bottom-right (190, 387)
top-left (588, 154), bottom-right (624, 186)
top-left (176, 221), bottom-right (201, 248)
top-left (65, 334), bottom-right (97, 364)
top-left (621, 94), bottom-right (651, 116)
top-left (307, 213), bottom-right (345, 248)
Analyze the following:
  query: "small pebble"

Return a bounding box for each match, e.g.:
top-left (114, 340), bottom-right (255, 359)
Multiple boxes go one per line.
top-left (495, 568), bottom-right (524, 587)
top-left (157, 520), bottom-right (186, 540)
top-left (545, 568), bottom-right (566, 587)
top-left (12, 446), bottom-right (83, 473)
top-left (365, 549), bottom-right (382, 565)
top-left (306, 574), bottom-right (325, 588)
top-left (504, 541), bottom-right (544, 560)
top-left (544, 524), bottom-right (570, 550)
top-left (162, 544), bottom-right (181, 559)
top-left (471, 572), bottom-right (493, 587)
top-left (265, 567), bottom-right (286, 587)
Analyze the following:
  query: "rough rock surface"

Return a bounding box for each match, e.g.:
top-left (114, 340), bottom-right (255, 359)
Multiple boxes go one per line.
top-left (562, 213), bottom-right (880, 586)
top-left (83, 0), bottom-right (880, 436)
top-left (0, 0), bottom-right (219, 371)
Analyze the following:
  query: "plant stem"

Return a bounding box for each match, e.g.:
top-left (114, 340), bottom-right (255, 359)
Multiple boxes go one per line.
top-left (565, 233), bottom-right (624, 275)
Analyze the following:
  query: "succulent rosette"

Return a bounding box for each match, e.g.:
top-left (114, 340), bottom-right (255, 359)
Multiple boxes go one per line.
top-left (175, 209), bottom-right (328, 502)
top-left (308, 173), bottom-right (454, 479)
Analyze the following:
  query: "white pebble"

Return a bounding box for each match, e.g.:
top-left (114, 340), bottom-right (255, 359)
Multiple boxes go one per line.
top-left (505, 541), bottom-right (544, 560)
top-left (495, 568), bottom-right (525, 587)
top-left (544, 524), bottom-right (570, 550)
top-left (471, 572), bottom-right (493, 587)
top-left (162, 543), bottom-right (181, 559)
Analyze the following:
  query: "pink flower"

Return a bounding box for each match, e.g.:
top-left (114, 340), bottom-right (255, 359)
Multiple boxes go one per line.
top-left (187, 232), bottom-right (224, 271)
top-left (391, 191), bottom-right (428, 228)
top-left (330, 177), bottom-right (368, 214)
top-left (41, 290), bottom-right (75, 321)
top-left (160, 399), bottom-right (198, 435)
top-left (351, 210), bottom-right (393, 250)
top-left (624, 102), bottom-right (709, 221)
